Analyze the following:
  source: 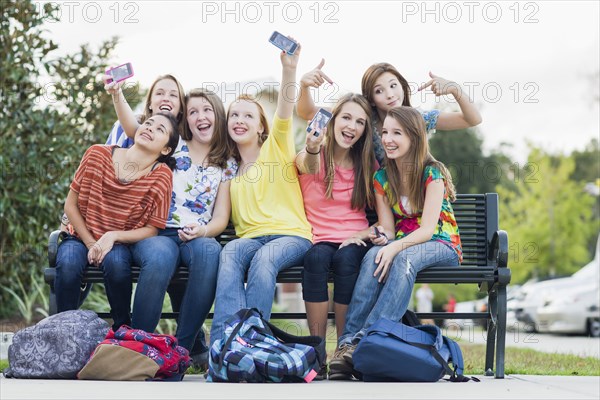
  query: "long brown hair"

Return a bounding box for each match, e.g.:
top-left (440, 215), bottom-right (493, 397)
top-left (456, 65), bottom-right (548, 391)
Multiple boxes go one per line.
top-left (361, 63), bottom-right (412, 115)
top-left (142, 75), bottom-right (186, 135)
top-left (227, 94), bottom-right (270, 162)
top-left (183, 88), bottom-right (235, 169)
top-left (384, 107), bottom-right (456, 212)
top-left (323, 93), bottom-right (375, 210)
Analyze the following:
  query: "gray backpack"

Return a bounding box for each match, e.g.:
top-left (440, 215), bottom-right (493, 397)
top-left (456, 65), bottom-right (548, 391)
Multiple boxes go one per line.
top-left (3, 310), bottom-right (109, 379)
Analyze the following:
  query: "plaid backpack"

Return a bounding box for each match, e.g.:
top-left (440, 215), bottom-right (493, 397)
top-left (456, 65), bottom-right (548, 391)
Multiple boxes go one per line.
top-left (208, 308), bottom-right (326, 383)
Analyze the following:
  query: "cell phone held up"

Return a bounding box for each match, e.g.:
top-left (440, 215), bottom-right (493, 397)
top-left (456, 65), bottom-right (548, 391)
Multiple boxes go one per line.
top-left (307, 108), bottom-right (332, 137)
top-left (105, 62), bottom-right (134, 84)
top-left (268, 31), bottom-right (298, 55)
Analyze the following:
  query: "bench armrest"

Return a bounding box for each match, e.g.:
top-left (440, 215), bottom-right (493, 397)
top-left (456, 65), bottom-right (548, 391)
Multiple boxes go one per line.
top-left (47, 230), bottom-right (67, 268)
top-left (489, 230), bottom-right (511, 285)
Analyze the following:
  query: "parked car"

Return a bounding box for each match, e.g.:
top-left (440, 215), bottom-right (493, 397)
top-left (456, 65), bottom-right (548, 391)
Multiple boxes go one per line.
top-left (536, 282), bottom-right (600, 337)
top-left (514, 234), bottom-right (600, 334)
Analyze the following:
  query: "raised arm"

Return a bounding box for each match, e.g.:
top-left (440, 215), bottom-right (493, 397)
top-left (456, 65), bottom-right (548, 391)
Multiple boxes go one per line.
top-left (295, 126), bottom-right (325, 175)
top-left (297, 59), bottom-right (333, 120)
top-left (104, 75), bottom-right (140, 138)
top-left (418, 72), bottom-right (482, 130)
top-left (275, 39), bottom-right (301, 120)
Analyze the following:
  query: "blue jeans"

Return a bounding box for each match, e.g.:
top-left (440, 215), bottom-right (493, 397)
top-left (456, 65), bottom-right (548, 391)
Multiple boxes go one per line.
top-left (210, 235), bottom-right (312, 346)
top-left (55, 235), bottom-right (177, 332)
top-left (338, 240), bottom-right (459, 346)
top-left (158, 228), bottom-right (221, 352)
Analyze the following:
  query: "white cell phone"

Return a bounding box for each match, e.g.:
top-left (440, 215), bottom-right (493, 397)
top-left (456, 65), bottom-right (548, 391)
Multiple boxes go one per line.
top-left (106, 62), bottom-right (134, 84)
top-left (268, 31), bottom-right (298, 55)
top-left (307, 108), bottom-right (332, 137)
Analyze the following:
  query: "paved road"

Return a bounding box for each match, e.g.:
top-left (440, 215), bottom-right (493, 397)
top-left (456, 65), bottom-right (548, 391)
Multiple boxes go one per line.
top-left (445, 326), bottom-right (600, 358)
top-left (1, 374), bottom-right (600, 400)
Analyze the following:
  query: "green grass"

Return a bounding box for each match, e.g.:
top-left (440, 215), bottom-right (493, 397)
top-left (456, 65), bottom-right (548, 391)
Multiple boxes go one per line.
top-left (0, 359), bottom-right (7, 371)
top-left (462, 344), bottom-right (600, 376)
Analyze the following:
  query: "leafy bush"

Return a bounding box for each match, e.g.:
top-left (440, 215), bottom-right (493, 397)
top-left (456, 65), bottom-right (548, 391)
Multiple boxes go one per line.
top-left (0, 0), bottom-right (140, 318)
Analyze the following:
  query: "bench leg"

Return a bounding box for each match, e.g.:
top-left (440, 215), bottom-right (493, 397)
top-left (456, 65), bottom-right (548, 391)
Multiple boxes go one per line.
top-left (49, 284), bottom-right (57, 316)
top-left (484, 287), bottom-right (497, 376)
top-left (495, 285), bottom-right (507, 379)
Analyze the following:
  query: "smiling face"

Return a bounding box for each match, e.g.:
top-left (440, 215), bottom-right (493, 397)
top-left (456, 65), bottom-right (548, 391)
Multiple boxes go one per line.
top-left (372, 72), bottom-right (405, 113)
top-left (149, 78), bottom-right (182, 117)
top-left (186, 96), bottom-right (215, 144)
top-left (331, 101), bottom-right (368, 150)
top-left (134, 114), bottom-right (173, 156)
top-left (227, 99), bottom-right (265, 147)
top-left (381, 114), bottom-right (412, 161)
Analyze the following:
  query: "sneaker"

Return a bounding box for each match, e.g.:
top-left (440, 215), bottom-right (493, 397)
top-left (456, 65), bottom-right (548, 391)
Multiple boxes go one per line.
top-left (328, 345), bottom-right (354, 377)
top-left (190, 349), bottom-right (209, 372)
top-left (342, 343), bottom-right (356, 367)
top-left (314, 363), bottom-right (328, 381)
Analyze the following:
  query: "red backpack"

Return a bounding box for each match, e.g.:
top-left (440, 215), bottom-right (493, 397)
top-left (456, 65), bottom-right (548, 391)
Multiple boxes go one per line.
top-left (79, 326), bottom-right (191, 381)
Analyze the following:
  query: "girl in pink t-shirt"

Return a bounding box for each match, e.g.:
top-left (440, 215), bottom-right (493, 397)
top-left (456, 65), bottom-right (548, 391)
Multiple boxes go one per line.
top-left (296, 91), bottom-right (377, 379)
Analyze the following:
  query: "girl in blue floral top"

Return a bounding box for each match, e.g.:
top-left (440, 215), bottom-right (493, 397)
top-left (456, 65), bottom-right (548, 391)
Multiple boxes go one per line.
top-left (297, 61), bottom-right (482, 165)
top-left (102, 82), bottom-right (237, 364)
top-left (156, 88), bottom-right (238, 357)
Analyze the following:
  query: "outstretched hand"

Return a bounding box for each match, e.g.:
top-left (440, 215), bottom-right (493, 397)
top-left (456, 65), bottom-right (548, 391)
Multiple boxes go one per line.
top-left (300, 58), bottom-right (333, 89)
top-left (280, 37), bottom-right (301, 69)
top-left (103, 73), bottom-right (124, 96)
top-left (418, 71), bottom-right (460, 97)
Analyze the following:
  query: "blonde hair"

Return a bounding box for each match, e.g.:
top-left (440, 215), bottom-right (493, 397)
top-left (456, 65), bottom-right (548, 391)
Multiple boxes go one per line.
top-left (227, 94), bottom-right (269, 162)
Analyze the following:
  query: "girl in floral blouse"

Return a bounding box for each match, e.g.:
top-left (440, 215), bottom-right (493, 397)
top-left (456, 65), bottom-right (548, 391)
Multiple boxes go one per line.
top-left (328, 106), bottom-right (462, 379)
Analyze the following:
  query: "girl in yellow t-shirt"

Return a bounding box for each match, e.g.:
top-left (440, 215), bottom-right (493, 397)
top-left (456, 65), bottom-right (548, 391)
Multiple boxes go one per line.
top-left (209, 38), bottom-right (312, 347)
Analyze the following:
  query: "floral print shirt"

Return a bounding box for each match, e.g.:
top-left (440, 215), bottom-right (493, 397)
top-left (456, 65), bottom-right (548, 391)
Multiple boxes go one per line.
top-left (372, 109), bottom-right (440, 166)
top-left (166, 138), bottom-right (238, 228)
top-left (373, 165), bottom-right (462, 262)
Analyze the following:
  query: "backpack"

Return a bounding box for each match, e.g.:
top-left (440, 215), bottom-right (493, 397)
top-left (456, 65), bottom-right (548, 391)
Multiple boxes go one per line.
top-left (208, 308), bottom-right (326, 383)
top-left (353, 318), bottom-right (479, 382)
top-left (78, 325), bottom-right (192, 381)
top-left (3, 310), bottom-right (109, 379)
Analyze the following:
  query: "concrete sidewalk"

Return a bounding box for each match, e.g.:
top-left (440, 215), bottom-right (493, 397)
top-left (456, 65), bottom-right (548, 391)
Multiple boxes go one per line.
top-left (2, 374), bottom-right (599, 400)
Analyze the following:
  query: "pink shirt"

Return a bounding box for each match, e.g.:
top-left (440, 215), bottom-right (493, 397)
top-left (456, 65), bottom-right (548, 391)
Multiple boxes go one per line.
top-left (299, 155), bottom-right (369, 243)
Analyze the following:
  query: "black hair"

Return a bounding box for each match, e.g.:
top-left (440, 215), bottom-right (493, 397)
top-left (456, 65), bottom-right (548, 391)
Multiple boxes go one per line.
top-left (154, 112), bottom-right (179, 171)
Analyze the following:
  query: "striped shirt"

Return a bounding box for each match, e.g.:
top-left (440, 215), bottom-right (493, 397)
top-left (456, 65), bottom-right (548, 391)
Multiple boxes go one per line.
top-left (71, 145), bottom-right (173, 241)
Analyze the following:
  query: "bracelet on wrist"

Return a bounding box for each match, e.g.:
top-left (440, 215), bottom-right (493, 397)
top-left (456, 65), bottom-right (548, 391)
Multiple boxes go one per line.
top-left (305, 146), bottom-right (321, 155)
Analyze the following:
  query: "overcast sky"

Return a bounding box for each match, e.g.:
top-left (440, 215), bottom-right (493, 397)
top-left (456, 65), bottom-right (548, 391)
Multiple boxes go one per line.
top-left (40, 0), bottom-right (599, 162)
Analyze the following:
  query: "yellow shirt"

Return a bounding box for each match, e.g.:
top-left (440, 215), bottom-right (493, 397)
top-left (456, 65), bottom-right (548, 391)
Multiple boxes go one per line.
top-left (231, 116), bottom-right (312, 240)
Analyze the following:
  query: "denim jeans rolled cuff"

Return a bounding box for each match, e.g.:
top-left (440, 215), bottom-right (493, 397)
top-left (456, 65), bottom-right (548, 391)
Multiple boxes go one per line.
top-left (175, 236), bottom-right (221, 351)
top-left (101, 244), bottom-right (134, 330)
top-left (210, 235), bottom-right (311, 346)
top-left (339, 241), bottom-right (458, 348)
top-left (129, 235), bottom-right (179, 333)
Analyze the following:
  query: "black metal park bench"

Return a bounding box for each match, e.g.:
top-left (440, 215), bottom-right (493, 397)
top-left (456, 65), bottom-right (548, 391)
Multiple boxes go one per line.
top-left (44, 193), bottom-right (510, 378)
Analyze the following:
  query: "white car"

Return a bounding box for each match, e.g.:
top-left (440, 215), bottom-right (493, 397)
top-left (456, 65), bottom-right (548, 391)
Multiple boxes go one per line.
top-left (536, 282), bottom-right (600, 337)
top-left (514, 234), bottom-right (600, 334)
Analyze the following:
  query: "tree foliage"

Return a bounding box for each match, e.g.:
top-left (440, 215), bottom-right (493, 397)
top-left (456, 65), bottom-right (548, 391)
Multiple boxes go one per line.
top-left (0, 0), bottom-right (139, 317)
top-left (497, 147), bottom-right (596, 283)
top-left (430, 128), bottom-right (515, 194)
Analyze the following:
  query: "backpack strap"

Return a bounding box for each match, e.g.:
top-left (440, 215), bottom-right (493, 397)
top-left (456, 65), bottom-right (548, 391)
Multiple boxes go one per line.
top-left (443, 337), bottom-right (480, 382)
top-left (377, 319), bottom-right (479, 383)
top-left (264, 320), bottom-right (327, 367)
top-left (217, 308), bottom-right (255, 371)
